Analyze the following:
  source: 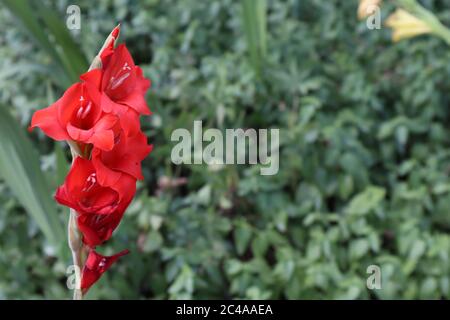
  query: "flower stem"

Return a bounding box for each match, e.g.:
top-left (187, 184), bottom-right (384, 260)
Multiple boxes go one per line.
top-left (68, 209), bottom-right (83, 300)
top-left (67, 143), bottom-right (84, 299)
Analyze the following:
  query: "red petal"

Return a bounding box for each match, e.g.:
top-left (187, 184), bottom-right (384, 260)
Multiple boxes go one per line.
top-left (77, 194), bottom-right (131, 246)
top-left (30, 101), bottom-right (68, 141)
top-left (88, 128), bottom-right (115, 151)
top-left (67, 114), bottom-right (117, 151)
top-left (100, 94), bottom-right (141, 136)
top-left (118, 90), bottom-right (151, 115)
top-left (102, 44), bottom-right (137, 100)
top-left (92, 131), bottom-right (152, 181)
top-left (54, 157), bottom-right (93, 212)
top-left (92, 147), bottom-right (123, 187)
top-left (111, 134), bottom-right (152, 180)
top-left (80, 69), bottom-right (103, 90)
top-left (62, 158), bottom-right (94, 196)
top-left (54, 184), bottom-right (76, 210)
top-left (56, 83), bottom-right (84, 128)
top-left (135, 66), bottom-right (151, 91)
top-left (117, 66), bottom-right (151, 115)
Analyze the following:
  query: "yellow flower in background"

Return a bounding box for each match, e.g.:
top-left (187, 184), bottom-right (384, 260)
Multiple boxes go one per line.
top-left (358, 0), bottom-right (382, 20)
top-left (385, 9), bottom-right (432, 42)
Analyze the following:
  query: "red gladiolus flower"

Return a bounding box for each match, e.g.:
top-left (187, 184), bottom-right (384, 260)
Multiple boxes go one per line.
top-left (100, 44), bottom-right (151, 115)
top-left (29, 25), bottom-right (152, 297)
top-left (55, 157), bottom-right (135, 215)
top-left (29, 81), bottom-right (118, 151)
top-left (80, 42), bottom-right (151, 139)
top-left (81, 249), bottom-right (129, 293)
top-left (77, 205), bottom-right (128, 247)
top-left (55, 157), bottom-right (136, 246)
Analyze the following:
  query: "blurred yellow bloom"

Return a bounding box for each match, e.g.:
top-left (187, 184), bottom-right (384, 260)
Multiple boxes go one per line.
top-left (385, 9), bottom-right (431, 42)
top-left (358, 0), bottom-right (382, 20)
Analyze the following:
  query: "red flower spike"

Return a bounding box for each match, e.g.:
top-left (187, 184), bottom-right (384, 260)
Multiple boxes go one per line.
top-left (29, 26), bottom-right (152, 296)
top-left (81, 249), bottom-right (129, 293)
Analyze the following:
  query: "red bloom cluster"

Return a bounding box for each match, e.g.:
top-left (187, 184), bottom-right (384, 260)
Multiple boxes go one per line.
top-left (29, 26), bottom-right (152, 293)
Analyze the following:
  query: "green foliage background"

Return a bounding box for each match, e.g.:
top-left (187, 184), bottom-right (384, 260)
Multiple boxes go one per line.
top-left (1, 0), bottom-right (450, 299)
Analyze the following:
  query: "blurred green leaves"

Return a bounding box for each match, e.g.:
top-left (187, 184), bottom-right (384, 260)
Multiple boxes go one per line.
top-left (1, 0), bottom-right (88, 88)
top-left (242, 0), bottom-right (267, 76)
top-left (0, 0), bottom-right (85, 260)
top-left (345, 187), bottom-right (386, 216)
top-left (1, 0), bottom-right (450, 300)
top-left (0, 105), bottom-right (65, 256)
